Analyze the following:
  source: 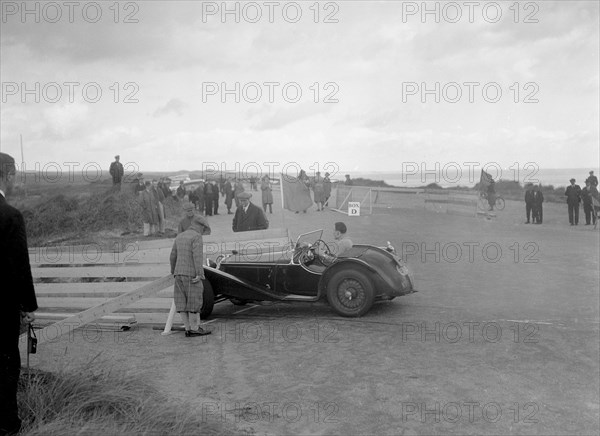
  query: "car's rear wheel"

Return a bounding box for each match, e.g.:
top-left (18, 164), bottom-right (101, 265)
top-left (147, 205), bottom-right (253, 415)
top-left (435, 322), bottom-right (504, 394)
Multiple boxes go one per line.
top-left (200, 279), bottom-right (215, 319)
top-left (326, 269), bottom-right (375, 317)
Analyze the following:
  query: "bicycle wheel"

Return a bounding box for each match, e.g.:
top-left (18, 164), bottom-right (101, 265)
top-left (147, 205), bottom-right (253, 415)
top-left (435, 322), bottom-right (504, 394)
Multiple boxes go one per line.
top-left (495, 197), bottom-right (505, 210)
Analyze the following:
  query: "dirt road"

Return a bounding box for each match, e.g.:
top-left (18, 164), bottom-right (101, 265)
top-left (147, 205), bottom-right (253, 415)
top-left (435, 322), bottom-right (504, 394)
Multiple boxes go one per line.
top-left (28, 196), bottom-right (599, 435)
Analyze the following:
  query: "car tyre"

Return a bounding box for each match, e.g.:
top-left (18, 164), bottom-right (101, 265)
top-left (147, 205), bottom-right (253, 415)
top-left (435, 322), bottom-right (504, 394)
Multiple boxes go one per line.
top-left (200, 279), bottom-right (215, 319)
top-left (326, 268), bottom-right (375, 317)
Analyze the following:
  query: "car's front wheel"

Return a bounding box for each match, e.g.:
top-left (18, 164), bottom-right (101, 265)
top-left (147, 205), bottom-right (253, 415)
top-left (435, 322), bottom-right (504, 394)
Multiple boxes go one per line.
top-left (326, 269), bottom-right (375, 317)
top-left (200, 280), bottom-right (215, 319)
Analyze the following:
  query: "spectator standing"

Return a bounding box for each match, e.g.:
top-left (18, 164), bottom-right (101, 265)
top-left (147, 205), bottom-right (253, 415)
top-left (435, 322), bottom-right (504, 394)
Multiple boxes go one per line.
top-left (312, 171), bottom-right (325, 211)
top-left (194, 182), bottom-right (205, 214)
top-left (0, 152), bottom-right (38, 436)
top-left (178, 203), bottom-right (211, 235)
top-left (565, 178), bottom-right (582, 225)
top-left (233, 177), bottom-right (245, 208)
top-left (176, 181), bottom-right (186, 201)
top-left (533, 185), bottom-right (544, 224)
top-left (323, 172), bottom-right (332, 207)
top-left (585, 170), bottom-right (598, 189)
top-left (581, 181), bottom-right (597, 225)
top-left (224, 177), bottom-right (234, 214)
top-left (261, 175), bottom-right (274, 214)
top-left (109, 155), bottom-right (124, 190)
top-left (344, 174), bottom-right (353, 186)
top-left (211, 180), bottom-right (220, 215)
top-left (151, 179), bottom-right (166, 235)
top-left (524, 184), bottom-right (535, 223)
top-left (204, 181), bottom-right (213, 216)
top-left (232, 192), bottom-right (269, 232)
top-left (141, 181), bottom-right (160, 236)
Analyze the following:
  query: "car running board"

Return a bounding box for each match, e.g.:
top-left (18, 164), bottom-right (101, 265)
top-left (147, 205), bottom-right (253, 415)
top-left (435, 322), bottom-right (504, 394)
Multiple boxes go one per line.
top-left (281, 294), bottom-right (320, 302)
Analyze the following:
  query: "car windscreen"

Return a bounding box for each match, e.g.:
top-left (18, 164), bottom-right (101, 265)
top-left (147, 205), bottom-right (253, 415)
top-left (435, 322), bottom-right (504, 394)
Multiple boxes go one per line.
top-left (294, 229), bottom-right (323, 248)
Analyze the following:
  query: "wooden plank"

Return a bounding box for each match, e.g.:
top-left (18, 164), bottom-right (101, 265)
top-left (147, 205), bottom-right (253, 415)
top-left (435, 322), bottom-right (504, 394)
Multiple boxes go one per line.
top-left (35, 313), bottom-right (136, 323)
top-left (36, 297), bottom-right (172, 310)
top-left (21, 275), bottom-right (173, 345)
top-left (31, 265), bottom-right (170, 278)
top-left (34, 281), bottom-right (156, 293)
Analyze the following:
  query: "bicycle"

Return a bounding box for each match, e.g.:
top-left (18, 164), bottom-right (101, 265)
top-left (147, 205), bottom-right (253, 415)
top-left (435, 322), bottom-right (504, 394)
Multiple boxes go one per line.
top-left (479, 192), bottom-right (505, 211)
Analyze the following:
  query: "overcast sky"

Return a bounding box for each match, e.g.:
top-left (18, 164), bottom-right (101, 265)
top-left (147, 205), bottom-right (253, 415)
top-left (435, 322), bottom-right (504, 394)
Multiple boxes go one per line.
top-left (1, 0), bottom-right (598, 178)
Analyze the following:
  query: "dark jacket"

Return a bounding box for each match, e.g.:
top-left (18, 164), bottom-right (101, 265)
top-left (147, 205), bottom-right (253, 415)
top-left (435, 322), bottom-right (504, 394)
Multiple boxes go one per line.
top-left (565, 185), bottom-right (581, 204)
top-left (0, 195), bottom-right (38, 329)
top-left (109, 161), bottom-right (124, 183)
top-left (533, 191), bottom-right (544, 205)
top-left (525, 189), bottom-right (535, 204)
top-left (232, 202), bottom-right (269, 232)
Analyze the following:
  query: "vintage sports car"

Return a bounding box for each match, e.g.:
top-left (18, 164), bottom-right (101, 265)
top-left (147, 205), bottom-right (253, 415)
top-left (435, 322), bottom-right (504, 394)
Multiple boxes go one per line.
top-left (197, 230), bottom-right (416, 317)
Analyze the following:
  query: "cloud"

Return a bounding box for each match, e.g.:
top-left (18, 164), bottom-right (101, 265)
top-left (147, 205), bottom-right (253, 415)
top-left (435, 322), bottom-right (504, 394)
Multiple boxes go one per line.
top-left (153, 98), bottom-right (186, 117)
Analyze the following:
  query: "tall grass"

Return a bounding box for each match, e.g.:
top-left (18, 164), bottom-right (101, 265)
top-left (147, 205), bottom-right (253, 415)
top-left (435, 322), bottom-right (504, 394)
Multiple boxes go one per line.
top-left (18, 357), bottom-right (230, 436)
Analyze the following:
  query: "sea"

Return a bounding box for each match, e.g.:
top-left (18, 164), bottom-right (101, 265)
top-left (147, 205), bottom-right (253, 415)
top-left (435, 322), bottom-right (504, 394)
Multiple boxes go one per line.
top-left (348, 168), bottom-right (600, 189)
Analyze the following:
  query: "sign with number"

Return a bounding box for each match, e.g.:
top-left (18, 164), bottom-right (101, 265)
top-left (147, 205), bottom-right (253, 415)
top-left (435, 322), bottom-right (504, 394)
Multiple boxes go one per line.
top-left (348, 202), bottom-right (360, 216)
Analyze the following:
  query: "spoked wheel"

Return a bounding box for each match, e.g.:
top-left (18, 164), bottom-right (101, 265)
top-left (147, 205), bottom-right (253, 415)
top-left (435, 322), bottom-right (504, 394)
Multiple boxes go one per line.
top-left (326, 269), bottom-right (375, 317)
top-left (200, 279), bottom-right (215, 319)
top-left (495, 197), bottom-right (505, 210)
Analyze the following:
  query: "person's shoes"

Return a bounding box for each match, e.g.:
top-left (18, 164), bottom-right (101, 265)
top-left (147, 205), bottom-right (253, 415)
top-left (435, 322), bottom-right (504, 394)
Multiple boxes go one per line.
top-left (585, 223), bottom-right (590, 225)
top-left (214, 213), bottom-right (219, 215)
top-left (570, 223), bottom-right (574, 226)
top-left (185, 329), bottom-right (211, 337)
top-left (295, 211), bottom-right (299, 214)
top-left (525, 221), bottom-right (530, 224)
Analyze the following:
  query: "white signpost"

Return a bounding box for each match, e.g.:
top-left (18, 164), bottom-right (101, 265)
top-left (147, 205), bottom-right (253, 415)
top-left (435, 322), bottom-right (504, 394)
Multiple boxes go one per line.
top-left (348, 201), bottom-right (361, 216)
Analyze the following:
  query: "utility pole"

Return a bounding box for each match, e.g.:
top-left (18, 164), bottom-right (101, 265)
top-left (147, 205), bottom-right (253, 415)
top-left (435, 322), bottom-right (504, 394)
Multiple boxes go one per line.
top-left (20, 134), bottom-right (27, 196)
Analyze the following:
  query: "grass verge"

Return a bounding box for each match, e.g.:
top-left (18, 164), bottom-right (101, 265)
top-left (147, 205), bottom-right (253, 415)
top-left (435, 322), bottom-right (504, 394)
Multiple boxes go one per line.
top-left (18, 356), bottom-right (237, 436)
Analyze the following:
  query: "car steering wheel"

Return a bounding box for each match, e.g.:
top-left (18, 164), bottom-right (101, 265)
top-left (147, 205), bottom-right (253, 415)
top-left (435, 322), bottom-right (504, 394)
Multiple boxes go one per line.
top-left (313, 239), bottom-right (334, 266)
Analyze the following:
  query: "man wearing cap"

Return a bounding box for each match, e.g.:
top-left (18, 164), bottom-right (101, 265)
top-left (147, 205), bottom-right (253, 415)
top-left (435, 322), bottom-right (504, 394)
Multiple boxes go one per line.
top-left (565, 178), bottom-right (582, 225)
top-left (585, 170), bottom-right (598, 189)
top-left (109, 155), bottom-right (124, 191)
top-left (178, 203), bottom-right (212, 235)
top-left (0, 152), bottom-right (38, 434)
top-left (232, 192), bottom-right (269, 232)
top-left (170, 216), bottom-right (211, 337)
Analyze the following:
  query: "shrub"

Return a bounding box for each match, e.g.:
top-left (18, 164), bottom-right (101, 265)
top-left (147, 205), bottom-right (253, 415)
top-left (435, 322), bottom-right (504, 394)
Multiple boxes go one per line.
top-left (18, 359), bottom-right (229, 436)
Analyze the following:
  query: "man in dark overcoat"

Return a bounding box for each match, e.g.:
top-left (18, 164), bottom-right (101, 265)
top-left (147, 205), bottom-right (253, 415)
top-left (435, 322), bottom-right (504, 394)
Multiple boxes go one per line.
top-left (203, 181), bottom-right (213, 216)
top-left (0, 153), bottom-right (38, 435)
top-left (533, 185), bottom-right (544, 224)
top-left (232, 192), bottom-right (269, 232)
top-left (524, 184), bottom-right (535, 224)
top-left (581, 180), bottom-right (597, 225)
top-left (565, 178), bottom-right (582, 225)
top-left (211, 181), bottom-right (220, 215)
top-left (109, 155), bottom-right (124, 190)
top-left (223, 177), bottom-right (234, 214)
